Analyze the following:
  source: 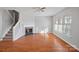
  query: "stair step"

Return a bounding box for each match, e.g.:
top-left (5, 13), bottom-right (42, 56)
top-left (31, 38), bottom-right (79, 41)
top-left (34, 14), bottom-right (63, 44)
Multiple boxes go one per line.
top-left (7, 32), bottom-right (12, 34)
top-left (3, 39), bottom-right (12, 41)
top-left (6, 34), bottom-right (12, 36)
top-left (3, 37), bottom-right (12, 39)
top-left (6, 33), bottom-right (12, 36)
top-left (5, 35), bottom-right (12, 37)
top-left (8, 31), bottom-right (12, 33)
top-left (8, 32), bottom-right (12, 34)
top-left (3, 35), bottom-right (12, 39)
top-left (5, 36), bottom-right (12, 38)
top-left (3, 38), bottom-right (12, 39)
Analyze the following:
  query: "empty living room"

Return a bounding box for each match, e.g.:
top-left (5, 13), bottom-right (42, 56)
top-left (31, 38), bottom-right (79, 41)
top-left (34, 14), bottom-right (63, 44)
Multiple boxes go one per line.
top-left (0, 7), bottom-right (79, 52)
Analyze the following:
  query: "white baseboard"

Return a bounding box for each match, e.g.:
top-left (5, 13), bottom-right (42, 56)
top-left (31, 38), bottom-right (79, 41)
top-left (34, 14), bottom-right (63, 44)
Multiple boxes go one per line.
top-left (53, 32), bottom-right (79, 51)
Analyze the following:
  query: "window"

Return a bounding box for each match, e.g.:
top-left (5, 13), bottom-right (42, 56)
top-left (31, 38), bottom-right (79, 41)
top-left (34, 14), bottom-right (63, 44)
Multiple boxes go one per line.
top-left (63, 16), bottom-right (72, 37)
top-left (54, 19), bottom-right (58, 31)
top-left (54, 18), bottom-right (63, 33)
top-left (54, 16), bottom-right (72, 37)
top-left (58, 18), bottom-right (63, 33)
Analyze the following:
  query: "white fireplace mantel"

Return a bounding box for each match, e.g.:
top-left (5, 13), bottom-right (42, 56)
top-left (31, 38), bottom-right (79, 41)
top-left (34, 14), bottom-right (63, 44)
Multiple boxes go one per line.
top-left (24, 25), bottom-right (34, 28)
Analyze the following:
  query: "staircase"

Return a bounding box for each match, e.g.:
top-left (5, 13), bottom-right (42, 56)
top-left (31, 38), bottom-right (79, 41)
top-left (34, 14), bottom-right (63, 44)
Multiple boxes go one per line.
top-left (2, 10), bottom-right (19, 41)
top-left (3, 28), bottom-right (13, 40)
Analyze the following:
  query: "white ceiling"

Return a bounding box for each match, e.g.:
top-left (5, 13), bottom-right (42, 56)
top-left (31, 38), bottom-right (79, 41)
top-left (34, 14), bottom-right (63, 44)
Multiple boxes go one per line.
top-left (32, 7), bottom-right (65, 16)
top-left (0, 7), bottom-right (65, 16)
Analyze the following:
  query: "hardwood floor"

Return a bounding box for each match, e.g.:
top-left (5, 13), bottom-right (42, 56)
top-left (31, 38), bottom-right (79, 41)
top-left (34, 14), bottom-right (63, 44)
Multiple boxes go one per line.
top-left (0, 33), bottom-right (78, 52)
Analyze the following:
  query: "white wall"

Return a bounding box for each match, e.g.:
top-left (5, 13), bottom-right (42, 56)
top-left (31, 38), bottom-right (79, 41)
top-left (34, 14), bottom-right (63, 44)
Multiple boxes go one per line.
top-left (53, 7), bottom-right (79, 50)
top-left (35, 16), bottom-right (52, 33)
top-left (0, 10), bottom-right (2, 39)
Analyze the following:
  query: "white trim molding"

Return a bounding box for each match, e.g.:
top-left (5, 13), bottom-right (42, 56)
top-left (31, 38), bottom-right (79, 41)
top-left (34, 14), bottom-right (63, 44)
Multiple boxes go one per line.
top-left (53, 32), bottom-right (79, 51)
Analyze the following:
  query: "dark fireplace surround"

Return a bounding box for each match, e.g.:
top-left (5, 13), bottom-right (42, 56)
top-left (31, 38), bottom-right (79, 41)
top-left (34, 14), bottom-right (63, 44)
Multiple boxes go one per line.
top-left (25, 27), bottom-right (33, 35)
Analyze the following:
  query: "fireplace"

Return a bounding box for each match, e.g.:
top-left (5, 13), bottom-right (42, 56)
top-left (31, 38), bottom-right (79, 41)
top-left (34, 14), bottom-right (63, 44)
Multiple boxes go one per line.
top-left (25, 27), bottom-right (33, 35)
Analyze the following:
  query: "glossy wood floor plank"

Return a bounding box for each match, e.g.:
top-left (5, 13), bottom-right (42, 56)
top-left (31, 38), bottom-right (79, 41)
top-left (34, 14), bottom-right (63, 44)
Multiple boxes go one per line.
top-left (0, 33), bottom-right (78, 52)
